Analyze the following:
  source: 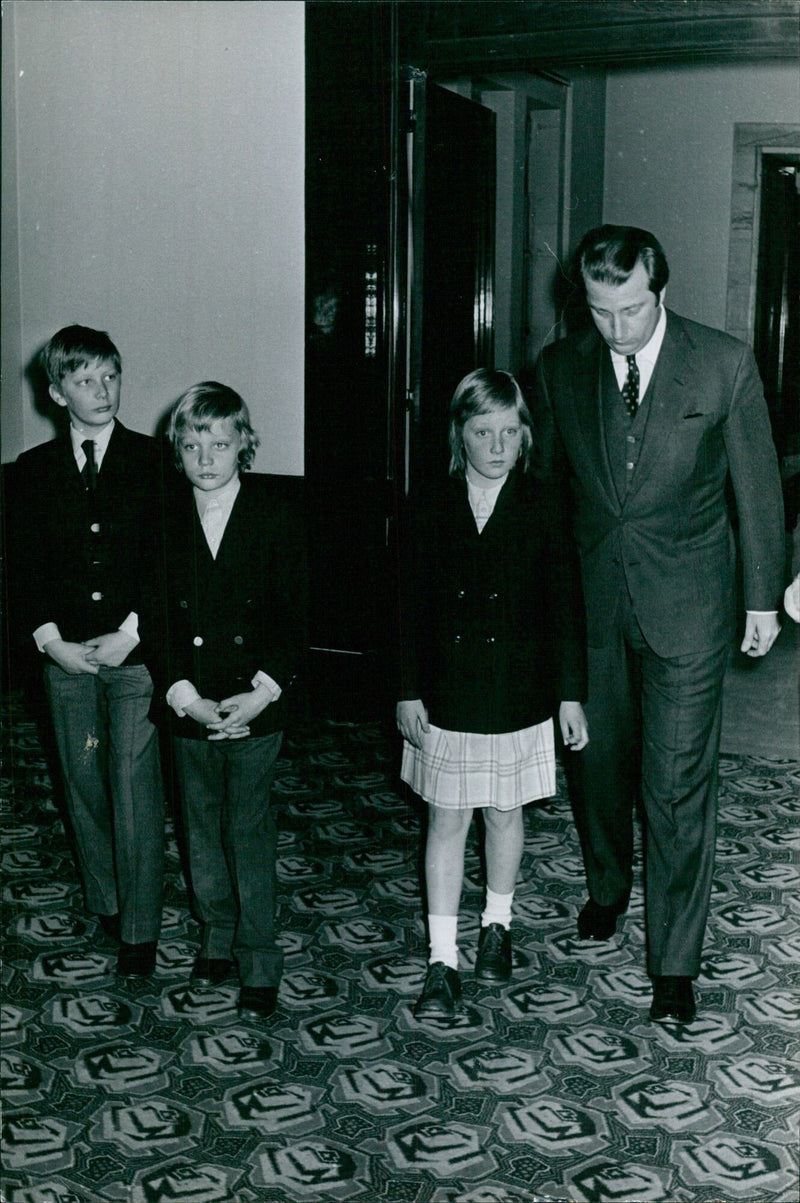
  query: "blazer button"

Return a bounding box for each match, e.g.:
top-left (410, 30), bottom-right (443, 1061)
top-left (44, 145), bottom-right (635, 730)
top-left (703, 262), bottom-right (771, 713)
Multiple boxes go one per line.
top-left (90, 522), bottom-right (101, 533)
top-left (488, 592), bottom-right (498, 601)
top-left (193, 636), bottom-right (203, 647)
top-left (91, 591), bottom-right (103, 601)
top-left (233, 635), bottom-right (244, 645)
top-left (486, 636), bottom-right (495, 644)
top-left (454, 635), bottom-right (462, 644)
top-left (456, 590), bottom-right (466, 599)
top-left (179, 600), bottom-right (188, 609)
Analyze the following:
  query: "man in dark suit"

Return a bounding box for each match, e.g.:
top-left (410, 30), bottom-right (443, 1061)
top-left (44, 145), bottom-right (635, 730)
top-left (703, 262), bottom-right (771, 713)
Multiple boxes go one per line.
top-left (533, 226), bottom-right (784, 1023)
top-left (11, 325), bottom-right (164, 977)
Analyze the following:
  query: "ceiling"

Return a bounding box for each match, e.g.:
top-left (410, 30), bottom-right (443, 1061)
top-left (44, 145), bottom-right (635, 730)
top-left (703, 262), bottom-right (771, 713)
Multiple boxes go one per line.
top-left (399, 1), bottom-right (800, 72)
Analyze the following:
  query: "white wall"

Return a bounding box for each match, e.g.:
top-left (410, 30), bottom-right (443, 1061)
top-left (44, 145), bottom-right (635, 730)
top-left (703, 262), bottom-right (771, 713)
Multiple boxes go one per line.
top-left (2, 0), bottom-right (305, 472)
top-left (603, 62), bottom-right (800, 329)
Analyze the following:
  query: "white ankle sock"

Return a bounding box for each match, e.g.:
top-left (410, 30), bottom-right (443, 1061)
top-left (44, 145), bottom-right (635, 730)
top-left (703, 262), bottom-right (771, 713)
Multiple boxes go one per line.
top-left (481, 887), bottom-right (513, 929)
top-left (428, 914), bottom-right (459, 969)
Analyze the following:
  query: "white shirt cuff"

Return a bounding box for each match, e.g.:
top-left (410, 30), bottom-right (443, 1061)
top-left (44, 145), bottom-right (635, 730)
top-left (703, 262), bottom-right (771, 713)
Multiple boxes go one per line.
top-left (119, 612), bottom-right (140, 642)
top-left (34, 623), bottom-right (61, 652)
top-left (252, 670), bottom-right (282, 701)
top-left (167, 680), bottom-right (201, 717)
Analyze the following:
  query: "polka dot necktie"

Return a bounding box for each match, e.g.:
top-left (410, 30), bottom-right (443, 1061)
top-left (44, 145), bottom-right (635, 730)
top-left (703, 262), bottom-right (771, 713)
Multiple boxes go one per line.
top-left (622, 355), bottom-right (640, 418)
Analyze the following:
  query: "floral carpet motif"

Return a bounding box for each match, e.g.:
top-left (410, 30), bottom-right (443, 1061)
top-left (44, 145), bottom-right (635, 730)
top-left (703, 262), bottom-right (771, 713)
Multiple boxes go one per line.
top-left (1, 696), bottom-right (798, 1202)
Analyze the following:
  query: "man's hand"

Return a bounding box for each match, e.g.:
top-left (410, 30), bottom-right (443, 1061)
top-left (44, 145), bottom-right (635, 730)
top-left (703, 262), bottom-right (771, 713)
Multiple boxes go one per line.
top-left (559, 701), bottom-right (589, 751)
top-left (207, 685), bottom-right (271, 740)
top-left (43, 639), bottom-right (99, 675)
top-left (396, 699), bottom-right (430, 749)
top-left (740, 612), bottom-right (781, 658)
top-left (84, 630), bottom-right (138, 667)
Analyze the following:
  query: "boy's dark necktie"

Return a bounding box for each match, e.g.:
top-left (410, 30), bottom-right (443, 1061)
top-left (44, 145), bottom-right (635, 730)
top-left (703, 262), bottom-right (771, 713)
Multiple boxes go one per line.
top-left (81, 439), bottom-right (97, 492)
top-left (621, 355), bottom-right (640, 418)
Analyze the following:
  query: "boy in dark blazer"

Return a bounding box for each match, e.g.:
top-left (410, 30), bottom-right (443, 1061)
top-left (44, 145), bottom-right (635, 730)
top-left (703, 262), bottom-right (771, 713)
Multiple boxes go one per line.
top-left (11, 325), bottom-right (165, 977)
top-left (158, 382), bottom-right (305, 1024)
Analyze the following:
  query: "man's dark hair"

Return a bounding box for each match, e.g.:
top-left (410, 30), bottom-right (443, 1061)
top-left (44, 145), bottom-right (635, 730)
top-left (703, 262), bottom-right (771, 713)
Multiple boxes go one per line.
top-left (578, 225), bottom-right (669, 299)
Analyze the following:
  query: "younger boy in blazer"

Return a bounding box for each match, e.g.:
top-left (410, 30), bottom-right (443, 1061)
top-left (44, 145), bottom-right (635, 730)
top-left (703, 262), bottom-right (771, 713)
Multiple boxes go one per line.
top-left (11, 325), bottom-right (165, 977)
top-left (158, 382), bottom-right (305, 1024)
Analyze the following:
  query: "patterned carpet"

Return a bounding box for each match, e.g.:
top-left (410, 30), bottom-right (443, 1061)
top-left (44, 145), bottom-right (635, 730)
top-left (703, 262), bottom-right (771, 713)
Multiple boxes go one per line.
top-left (2, 693), bottom-right (799, 1203)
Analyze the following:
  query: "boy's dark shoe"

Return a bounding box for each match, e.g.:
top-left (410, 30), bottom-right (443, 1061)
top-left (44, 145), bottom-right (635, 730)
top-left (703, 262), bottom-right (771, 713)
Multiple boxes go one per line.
top-left (191, 957), bottom-right (234, 986)
top-left (650, 975), bottom-right (696, 1024)
top-left (577, 897), bottom-right (626, 941)
top-left (475, 923), bottom-right (512, 983)
top-left (238, 986), bottom-right (278, 1024)
top-left (414, 962), bottom-right (462, 1018)
top-left (97, 913), bottom-right (121, 942)
top-left (117, 941), bottom-right (157, 978)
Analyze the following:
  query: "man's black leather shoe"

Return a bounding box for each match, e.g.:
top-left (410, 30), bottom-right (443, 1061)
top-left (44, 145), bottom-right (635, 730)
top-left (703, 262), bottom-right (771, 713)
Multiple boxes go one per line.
top-left (475, 923), bottom-right (512, 983)
top-left (414, 962), bottom-right (462, 1018)
top-left (650, 975), bottom-right (696, 1024)
top-left (97, 913), bottom-right (121, 942)
top-left (238, 986), bottom-right (278, 1023)
top-left (117, 941), bottom-right (157, 978)
top-left (577, 897), bottom-right (626, 941)
top-left (191, 957), bottom-right (234, 986)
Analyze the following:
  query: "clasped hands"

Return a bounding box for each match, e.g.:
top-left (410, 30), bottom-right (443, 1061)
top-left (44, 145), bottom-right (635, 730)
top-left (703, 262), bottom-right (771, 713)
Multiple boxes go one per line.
top-left (185, 684), bottom-right (272, 740)
top-left (44, 630), bottom-right (138, 674)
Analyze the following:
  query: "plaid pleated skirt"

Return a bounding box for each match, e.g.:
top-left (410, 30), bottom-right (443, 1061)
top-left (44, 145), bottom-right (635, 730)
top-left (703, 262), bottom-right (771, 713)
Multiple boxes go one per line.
top-left (401, 718), bottom-right (556, 810)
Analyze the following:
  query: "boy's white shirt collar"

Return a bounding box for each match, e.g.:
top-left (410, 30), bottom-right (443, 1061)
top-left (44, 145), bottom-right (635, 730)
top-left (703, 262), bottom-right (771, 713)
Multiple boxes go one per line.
top-left (70, 417), bottom-right (115, 466)
top-left (193, 474), bottom-right (241, 519)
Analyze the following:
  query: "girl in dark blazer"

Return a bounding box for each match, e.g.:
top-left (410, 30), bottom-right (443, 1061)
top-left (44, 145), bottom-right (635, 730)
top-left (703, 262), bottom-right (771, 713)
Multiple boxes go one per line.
top-left (397, 369), bottom-right (588, 1018)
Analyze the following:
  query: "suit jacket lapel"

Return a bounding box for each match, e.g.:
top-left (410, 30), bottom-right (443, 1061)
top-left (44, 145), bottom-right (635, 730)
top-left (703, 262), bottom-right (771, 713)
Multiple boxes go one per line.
top-left (571, 331), bottom-right (620, 513)
top-left (54, 431), bottom-right (86, 498)
top-left (213, 480), bottom-right (251, 570)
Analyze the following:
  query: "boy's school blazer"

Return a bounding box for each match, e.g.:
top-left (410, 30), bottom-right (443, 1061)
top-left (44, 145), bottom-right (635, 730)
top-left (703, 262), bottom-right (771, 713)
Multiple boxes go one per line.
top-left (10, 421), bottom-right (163, 664)
top-left (154, 472), bottom-right (307, 739)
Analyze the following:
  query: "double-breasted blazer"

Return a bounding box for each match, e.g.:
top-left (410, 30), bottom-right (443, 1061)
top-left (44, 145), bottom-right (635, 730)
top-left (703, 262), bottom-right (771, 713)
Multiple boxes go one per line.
top-left (10, 421), bottom-right (163, 665)
top-left (534, 311), bottom-right (785, 656)
top-left (152, 472), bottom-right (306, 739)
top-left (398, 469), bottom-right (587, 734)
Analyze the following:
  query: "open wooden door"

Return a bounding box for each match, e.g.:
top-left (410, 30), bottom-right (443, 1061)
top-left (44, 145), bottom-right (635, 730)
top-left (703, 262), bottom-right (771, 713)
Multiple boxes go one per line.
top-left (396, 77), bottom-right (496, 494)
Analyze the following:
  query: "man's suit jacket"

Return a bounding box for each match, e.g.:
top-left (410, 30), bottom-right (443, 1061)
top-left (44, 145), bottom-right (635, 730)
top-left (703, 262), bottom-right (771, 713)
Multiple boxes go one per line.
top-left (153, 472), bottom-right (306, 739)
top-left (534, 310), bottom-right (784, 657)
top-left (399, 469), bottom-right (587, 734)
top-left (10, 421), bottom-right (163, 664)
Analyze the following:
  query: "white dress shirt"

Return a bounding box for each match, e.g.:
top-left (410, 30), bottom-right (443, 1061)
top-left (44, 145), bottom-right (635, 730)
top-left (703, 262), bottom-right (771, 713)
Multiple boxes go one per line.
top-left (609, 305), bottom-right (667, 400)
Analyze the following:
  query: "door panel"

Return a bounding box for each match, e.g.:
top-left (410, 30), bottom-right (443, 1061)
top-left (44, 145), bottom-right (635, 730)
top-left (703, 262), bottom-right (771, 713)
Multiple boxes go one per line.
top-left (404, 81), bottom-right (496, 491)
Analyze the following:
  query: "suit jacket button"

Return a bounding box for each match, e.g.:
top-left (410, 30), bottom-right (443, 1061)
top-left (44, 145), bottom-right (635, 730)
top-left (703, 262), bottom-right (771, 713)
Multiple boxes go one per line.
top-left (90, 522), bottom-right (101, 533)
top-left (486, 636), bottom-right (495, 643)
top-left (179, 600), bottom-right (188, 609)
top-left (488, 592), bottom-right (498, 601)
top-left (457, 590), bottom-right (466, 599)
top-left (454, 635), bottom-right (462, 644)
top-left (91, 591), bottom-right (103, 601)
top-left (233, 635), bottom-right (244, 645)
top-left (193, 636), bottom-right (203, 647)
